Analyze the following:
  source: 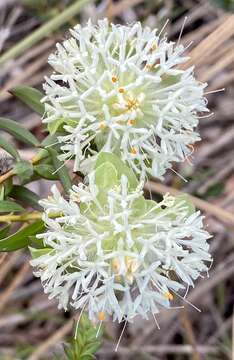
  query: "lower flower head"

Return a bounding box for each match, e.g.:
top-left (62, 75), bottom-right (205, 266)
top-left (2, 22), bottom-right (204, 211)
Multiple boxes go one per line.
top-left (31, 154), bottom-right (212, 322)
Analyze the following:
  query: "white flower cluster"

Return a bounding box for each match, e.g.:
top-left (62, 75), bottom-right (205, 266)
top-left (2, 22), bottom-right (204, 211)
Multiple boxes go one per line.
top-left (31, 163), bottom-right (211, 323)
top-left (42, 19), bottom-right (208, 180)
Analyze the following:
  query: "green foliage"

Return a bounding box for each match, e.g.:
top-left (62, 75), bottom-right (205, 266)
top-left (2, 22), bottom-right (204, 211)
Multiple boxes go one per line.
top-left (0, 136), bottom-right (20, 161)
top-left (13, 160), bottom-right (34, 183)
top-left (48, 148), bottom-right (72, 193)
top-left (29, 246), bottom-right (53, 259)
top-left (0, 200), bottom-right (24, 213)
top-left (10, 86), bottom-right (45, 115)
top-left (0, 224), bottom-right (11, 239)
top-left (0, 220), bottom-right (44, 252)
top-left (9, 185), bottom-right (42, 210)
top-left (174, 194), bottom-right (195, 216)
top-left (202, 182), bottom-right (224, 199)
top-left (63, 314), bottom-right (103, 360)
top-left (95, 152), bottom-right (138, 189)
top-left (211, 0), bottom-right (234, 11)
top-left (0, 117), bottom-right (39, 146)
top-left (34, 163), bottom-right (59, 180)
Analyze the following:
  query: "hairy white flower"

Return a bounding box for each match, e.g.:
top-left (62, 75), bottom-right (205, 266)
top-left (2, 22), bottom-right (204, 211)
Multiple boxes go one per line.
top-left (42, 19), bottom-right (208, 180)
top-left (31, 157), bottom-right (211, 323)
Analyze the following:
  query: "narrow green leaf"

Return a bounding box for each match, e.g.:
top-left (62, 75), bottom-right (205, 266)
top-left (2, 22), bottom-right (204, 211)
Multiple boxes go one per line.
top-left (13, 160), bottom-right (34, 183)
top-left (0, 117), bottom-right (39, 146)
top-left (0, 200), bottom-right (24, 213)
top-left (48, 148), bottom-right (72, 193)
top-left (10, 86), bottom-right (44, 115)
top-left (0, 179), bottom-right (13, 199)
top-left (0, 224), bottom-right (10, 239)
top-left (0, 220), bottom-right (44, 252)
top-left (0, 136), bottom-right (20, 160)
top-left (34, 164), bottom-right (59, 180)
top-left (9, 185), bottom-right (42, 210)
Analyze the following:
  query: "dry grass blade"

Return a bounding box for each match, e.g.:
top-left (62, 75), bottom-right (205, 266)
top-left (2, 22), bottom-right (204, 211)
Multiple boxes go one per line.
top-left (199, 46), bottom-right (234, 82)
top-left (182, 15), bottom-right (234, 68)
top-left (108, 0), bottom-right (144, 17)
top-left (145, 181), bottom-right (234, 225)
top-left (0, 252), bottom-right (21, 285)
top-left (0, 262), bottom-right (30, 313)
top-left (27, 319), bottom-right (73, 360)
top-left (180, 308), bottom-right (202, 360)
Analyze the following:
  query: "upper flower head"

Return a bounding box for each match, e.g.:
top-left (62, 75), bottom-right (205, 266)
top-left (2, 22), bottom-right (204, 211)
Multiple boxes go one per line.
top-left (31, 153), bottom-right (211, 323)
top-left (42, 19), bottom-right (208, 180)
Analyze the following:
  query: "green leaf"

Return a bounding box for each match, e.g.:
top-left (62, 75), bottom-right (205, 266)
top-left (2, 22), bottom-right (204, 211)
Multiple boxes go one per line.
top-left (13, 160), bottom-right (34, 183)
top-left (0, 200), bottom-right (24, 213)
top-left (41, 133), bottom-right (60, 147)
top-left (47, 118), bottom-right (65, 134)
top-left (0, 220), bottom-right (44, 252)
top-left (95, 152), bottom-right (138, 189)
top-left (0, 179), bottom-right (13, 200)
top-left (0, 117), bottom-right (39, 147)
top-left (34, 164), bottom-right (59, 180)
top-left (31, 148), bottom-right (49, 163)
top-left (0, 136), bottom-right (20, 160)
top-left (10, 86), bottom-right (44, 115)
top-left (29, 246), bottom-right (52, 259)
top-left (0, 224), bottom-right (11, 239)
top-left (63, 313), bottom-right (102, 360)
top-left (28, 235), bottom-right (44, 249)
top-left (174, 194), bottom-right (195, 216)
top-left (9, 185), bottom-right (42, 210)
top-left (48, 148), bottom-right (72, 193)
top-left (95, 162), bottom-right (118, 191)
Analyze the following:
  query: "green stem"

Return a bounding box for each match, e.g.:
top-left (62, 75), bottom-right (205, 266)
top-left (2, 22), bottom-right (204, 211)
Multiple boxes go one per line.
top-left (0, 211), bottom-right (63, 223)
top-left (0, 0), bottom-right (92, 66)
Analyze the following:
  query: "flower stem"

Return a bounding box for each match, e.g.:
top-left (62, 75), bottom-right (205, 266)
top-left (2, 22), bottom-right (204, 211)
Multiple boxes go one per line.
top-left (0, 149), bottom-right (49, 185)
top-left (0, 212), bottom-right (43, 223)
top-left (0, 0), bottom-right (92, 66)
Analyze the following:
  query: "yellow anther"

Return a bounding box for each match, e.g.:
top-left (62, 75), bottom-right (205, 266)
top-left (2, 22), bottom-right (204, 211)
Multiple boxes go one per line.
top-left (125, 256), bottom-right (139, 284)
top-left (188, 144), bottom-right (194, 151)
top-left (112, 75), bottom-right (117, 83)
top-left (145, 64), bottom-right (153, 70)
top-left (130, 147), bottom-right (137, 155)
top-left (164, 291), bottom-right (174, 301)
top-left (99, 121), bottom-right (106, 129)
top-left (71, 194), bottom-right (80, 203)
top-left (125, 98), bottom-right (139, 111)
top-left (150, 43), bottom-right (157, 51)
top-left (98, 311), bottom-right (105, 321)
top-left (118, 87), bottom-right (125, 93)
top-left (112, 258), bottom-right (120, 273)
top-left (127, 119), bottom-right (136, 126)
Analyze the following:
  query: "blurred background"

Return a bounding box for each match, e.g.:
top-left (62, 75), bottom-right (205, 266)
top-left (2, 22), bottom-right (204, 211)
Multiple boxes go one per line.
top-left (0, 0), bottom-right (234, 359)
